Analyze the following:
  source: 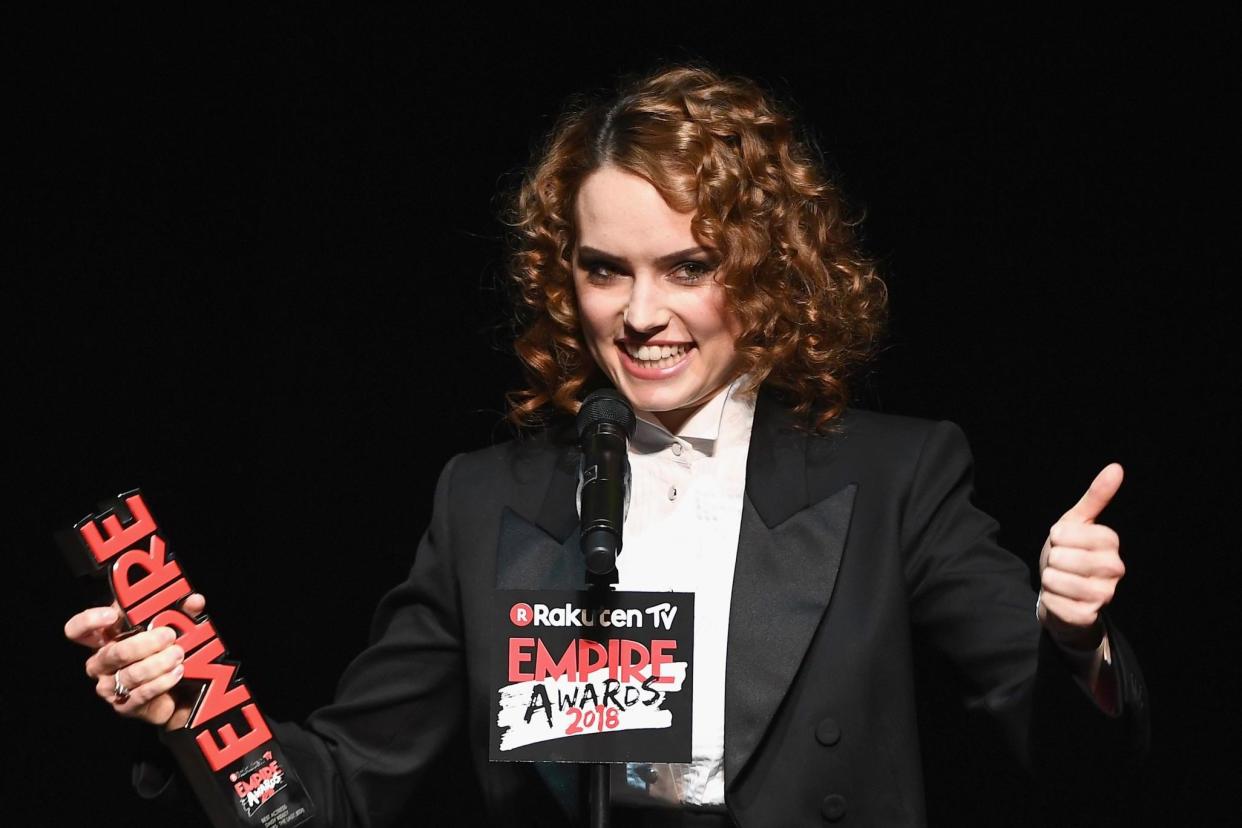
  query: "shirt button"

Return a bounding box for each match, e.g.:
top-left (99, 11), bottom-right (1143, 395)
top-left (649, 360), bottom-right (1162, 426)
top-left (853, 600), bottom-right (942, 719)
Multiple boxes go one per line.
top-left (671, 443), bottom-right (683, 456)
top-left (668, 485), bottom-right (678, 501)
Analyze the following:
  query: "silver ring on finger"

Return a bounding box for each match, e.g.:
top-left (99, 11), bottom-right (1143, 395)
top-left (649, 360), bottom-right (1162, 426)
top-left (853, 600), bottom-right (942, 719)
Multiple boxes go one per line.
top-left (113, 672), bottom-right (131, 703)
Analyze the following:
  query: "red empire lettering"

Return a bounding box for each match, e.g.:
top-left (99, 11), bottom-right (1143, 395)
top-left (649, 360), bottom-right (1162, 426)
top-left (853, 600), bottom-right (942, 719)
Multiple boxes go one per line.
top-left (127, 577), bottom-right (191, 625)
top-left (650, 639), bottom-right (675, 683)
top-left (578, 640), bottom-right (607, 682)
top-left (508, 637), bottom-right (534, 681)
top-left (149, 608), bottom-right (217, 655)
top-left (619, 639), bottom-right (650, 684)
top-left (183, 637), bottom-right (251, 728)
top-left (520, 639), bottom-right (663, 682)
top-left (111, 535), bottom-right (182, 607)
top-left (606, 639), bottom-right (621, 680)
top-left (533, 638), bottom-right (576, 681)
top-left (73, 493), bottom-right (287, 781)
top-left (196, 703), bottom-right (272, 772)
top-left (79, 493), bottom-right (157, 564)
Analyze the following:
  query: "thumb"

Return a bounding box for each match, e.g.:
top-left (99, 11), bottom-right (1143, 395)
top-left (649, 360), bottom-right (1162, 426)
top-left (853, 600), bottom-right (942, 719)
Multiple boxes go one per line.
top-left (1061, 462), bottom-right (1124, 524)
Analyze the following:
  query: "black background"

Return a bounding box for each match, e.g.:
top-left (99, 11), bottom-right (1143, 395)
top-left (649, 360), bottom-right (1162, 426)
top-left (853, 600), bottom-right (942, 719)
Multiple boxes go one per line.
top-left (11, 5), bottom-right (1235, 825)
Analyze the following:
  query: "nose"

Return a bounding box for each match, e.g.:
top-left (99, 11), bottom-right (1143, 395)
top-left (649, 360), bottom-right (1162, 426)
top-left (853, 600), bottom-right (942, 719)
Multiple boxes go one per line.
top-left (623, 275), bottom-right (670, 334)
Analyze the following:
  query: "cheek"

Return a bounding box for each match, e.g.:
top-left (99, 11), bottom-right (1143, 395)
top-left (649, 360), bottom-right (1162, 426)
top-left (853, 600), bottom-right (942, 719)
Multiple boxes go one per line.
top-left (573, 297), bottom-right (614, 369)
top-left (692, 290), bottom-right (741, 345)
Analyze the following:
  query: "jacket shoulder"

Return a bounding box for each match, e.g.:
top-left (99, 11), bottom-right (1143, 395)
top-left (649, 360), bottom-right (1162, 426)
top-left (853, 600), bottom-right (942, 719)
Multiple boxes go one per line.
top-left (453, 427), bottom-right (571, 476)
top-left (838, 406), bottom-right (945, 436)
top-left (792, 407), bottom-right (976, 494)
top-left (439, 426), bottom-right (573, 512)
top-left (827, 405), bottom-right (949, 455)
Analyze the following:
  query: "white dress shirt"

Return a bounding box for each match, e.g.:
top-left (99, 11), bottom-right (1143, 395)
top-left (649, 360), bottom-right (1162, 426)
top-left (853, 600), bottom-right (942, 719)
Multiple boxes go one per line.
top-left (612, 373), bottom-right (755, 808)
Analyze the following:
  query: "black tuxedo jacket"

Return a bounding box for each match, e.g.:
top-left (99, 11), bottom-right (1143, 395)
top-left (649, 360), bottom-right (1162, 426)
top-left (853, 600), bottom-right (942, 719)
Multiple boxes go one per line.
top-left (242, 389), bottom-right (1148, 826)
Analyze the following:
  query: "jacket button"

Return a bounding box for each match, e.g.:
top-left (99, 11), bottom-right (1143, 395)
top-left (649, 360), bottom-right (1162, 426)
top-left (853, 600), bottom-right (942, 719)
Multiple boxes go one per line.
top-left (815, 717), bottom-right (841, 746)
top-left (821, 794), bottom-right (847, 821)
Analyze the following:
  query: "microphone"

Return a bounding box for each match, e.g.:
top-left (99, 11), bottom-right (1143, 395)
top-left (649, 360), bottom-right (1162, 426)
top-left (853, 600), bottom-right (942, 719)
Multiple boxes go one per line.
top-left (575, 389), bottom-right (637, 577)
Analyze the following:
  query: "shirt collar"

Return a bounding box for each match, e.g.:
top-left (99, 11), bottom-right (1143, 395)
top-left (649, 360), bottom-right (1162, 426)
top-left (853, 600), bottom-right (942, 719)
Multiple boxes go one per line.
top-left (631, 373), bottom-right (755, 454)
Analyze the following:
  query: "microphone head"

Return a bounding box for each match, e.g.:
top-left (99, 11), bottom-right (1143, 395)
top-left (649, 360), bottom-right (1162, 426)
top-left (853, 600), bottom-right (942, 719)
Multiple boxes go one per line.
top-left (576, 388), bottom-right (637, 440)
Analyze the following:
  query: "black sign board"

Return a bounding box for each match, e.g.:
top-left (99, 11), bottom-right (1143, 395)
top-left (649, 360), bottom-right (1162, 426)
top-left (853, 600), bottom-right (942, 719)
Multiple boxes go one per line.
top-left (489, 589), bottom-right (694, 763)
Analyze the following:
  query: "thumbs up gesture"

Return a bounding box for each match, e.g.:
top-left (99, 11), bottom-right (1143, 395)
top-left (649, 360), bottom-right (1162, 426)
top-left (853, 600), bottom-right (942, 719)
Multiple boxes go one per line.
top-left (1037, 463), bottom-right (1127, 650)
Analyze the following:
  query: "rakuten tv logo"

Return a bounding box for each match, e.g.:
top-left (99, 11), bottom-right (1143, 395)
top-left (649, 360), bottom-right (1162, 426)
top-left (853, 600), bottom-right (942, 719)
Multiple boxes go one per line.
top-left (508, 602), bottom-right (679, 630)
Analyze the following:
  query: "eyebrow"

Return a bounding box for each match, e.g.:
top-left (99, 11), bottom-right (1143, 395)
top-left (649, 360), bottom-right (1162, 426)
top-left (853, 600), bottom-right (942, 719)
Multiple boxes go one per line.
top-left (575, 245), bottom-right (715, 268)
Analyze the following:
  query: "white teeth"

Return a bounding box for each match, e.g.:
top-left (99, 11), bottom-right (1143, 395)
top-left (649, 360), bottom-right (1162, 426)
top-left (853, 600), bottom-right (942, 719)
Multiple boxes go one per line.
top-left (623, 343), bottom-right (689, 366)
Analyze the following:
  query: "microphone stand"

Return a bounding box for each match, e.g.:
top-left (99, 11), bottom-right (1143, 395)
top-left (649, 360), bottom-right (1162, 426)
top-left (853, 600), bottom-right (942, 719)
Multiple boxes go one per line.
top-left (575, 389), bottom-right (634, 828)
top-left (584, 564), bottom-right (617, 828)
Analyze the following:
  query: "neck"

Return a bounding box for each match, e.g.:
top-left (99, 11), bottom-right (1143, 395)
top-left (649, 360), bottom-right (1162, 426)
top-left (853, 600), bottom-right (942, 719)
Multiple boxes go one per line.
top-left (645, 373), bottom-right (741, 435)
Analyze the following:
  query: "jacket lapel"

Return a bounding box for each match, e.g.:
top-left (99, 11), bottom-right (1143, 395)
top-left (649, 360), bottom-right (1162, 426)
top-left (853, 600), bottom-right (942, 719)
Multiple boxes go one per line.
top-left (495, 436), bottom-right (582, 590)
top-left (723, 389), bottom-right (857, 789)
top-left (492, 438), bottom-right (584, 822)
top-left (494, 504), bottom-right (584, 590)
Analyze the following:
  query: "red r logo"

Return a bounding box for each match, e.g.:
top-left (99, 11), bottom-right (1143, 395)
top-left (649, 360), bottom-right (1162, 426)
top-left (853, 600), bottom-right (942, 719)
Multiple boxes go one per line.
top-left (510, 603), bottom-right (533, 626)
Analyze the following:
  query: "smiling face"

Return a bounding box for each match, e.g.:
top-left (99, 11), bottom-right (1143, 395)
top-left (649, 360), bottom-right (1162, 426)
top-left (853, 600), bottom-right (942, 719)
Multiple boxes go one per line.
top-left (571, 166), bottom-right (743, 433)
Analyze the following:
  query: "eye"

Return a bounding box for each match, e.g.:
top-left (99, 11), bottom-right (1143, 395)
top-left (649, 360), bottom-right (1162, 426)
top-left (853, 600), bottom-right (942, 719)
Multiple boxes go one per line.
top-left (674, 261), bottom-right (716, 283)
top-left (584, 263), bottom-right (622, 284)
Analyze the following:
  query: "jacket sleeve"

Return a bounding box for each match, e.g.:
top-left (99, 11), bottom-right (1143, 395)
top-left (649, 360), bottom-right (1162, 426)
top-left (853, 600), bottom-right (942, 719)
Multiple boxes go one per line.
top-left (899, 420), bottom-right (1150, 778)
top-left (132, 452), bottom-right (474, 827)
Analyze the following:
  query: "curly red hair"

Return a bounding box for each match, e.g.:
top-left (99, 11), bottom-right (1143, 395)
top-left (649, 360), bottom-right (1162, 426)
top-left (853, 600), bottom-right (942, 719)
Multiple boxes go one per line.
top-left (499, 61), bottom-right (889, 434)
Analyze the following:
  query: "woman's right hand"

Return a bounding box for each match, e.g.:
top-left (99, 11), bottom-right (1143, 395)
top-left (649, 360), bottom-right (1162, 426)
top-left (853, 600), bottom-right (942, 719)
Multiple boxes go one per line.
top-left (64, 594), bottom-right (206, 730)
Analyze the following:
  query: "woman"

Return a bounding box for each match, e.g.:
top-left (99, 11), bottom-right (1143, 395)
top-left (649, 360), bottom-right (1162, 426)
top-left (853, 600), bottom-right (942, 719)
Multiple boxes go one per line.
top-left (64, 62), bottom-right (1148, 826)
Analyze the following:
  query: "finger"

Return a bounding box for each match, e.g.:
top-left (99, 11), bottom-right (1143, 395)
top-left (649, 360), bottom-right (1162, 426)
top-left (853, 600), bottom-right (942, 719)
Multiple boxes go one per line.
top-left (64, 605), bottom-right (122, 648)
top-left (1038, 589), bottom-right (1104, 630)
top-left (95, 672), bottom-right (118, 702)
top-left (1044, 545), bottom-right (1126, 579)
top-left (97, 661), bottom-right (186, 716)
top-left (89, 627), bottom-right (177, 677)
top-left (122, 644), bottom-right (185, 688)
top-left (1049, 522), bottom-right (1121, 553)
top-left (122, 663), bottom-right (186, 712)
top-left (1040, 567), bottom-right (1118, 606)
top-left (1061, 462), bottom-right (1124, 524)
top-left (181, 593), bottom-right (207, 617)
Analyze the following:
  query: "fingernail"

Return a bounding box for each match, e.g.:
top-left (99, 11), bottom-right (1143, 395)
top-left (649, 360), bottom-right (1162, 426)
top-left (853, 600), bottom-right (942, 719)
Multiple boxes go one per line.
top-left (171, 646), bottom-right (184, 661)
top-left (101, 608), bottom-right (118, 624)
top-left (161, 627), bottom-right (178, 643)
top-left (172, 664), bottom-right (184, 679)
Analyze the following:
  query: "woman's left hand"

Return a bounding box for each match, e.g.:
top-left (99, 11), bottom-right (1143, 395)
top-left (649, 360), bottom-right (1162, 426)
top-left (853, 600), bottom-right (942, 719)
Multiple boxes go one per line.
top-left (1037, 463), bottom-right (1127, 650)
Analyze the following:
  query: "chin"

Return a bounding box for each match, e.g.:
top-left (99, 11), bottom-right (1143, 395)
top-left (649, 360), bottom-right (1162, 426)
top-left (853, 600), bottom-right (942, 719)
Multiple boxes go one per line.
top-left (617, 381), bottom-right (699, 414)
